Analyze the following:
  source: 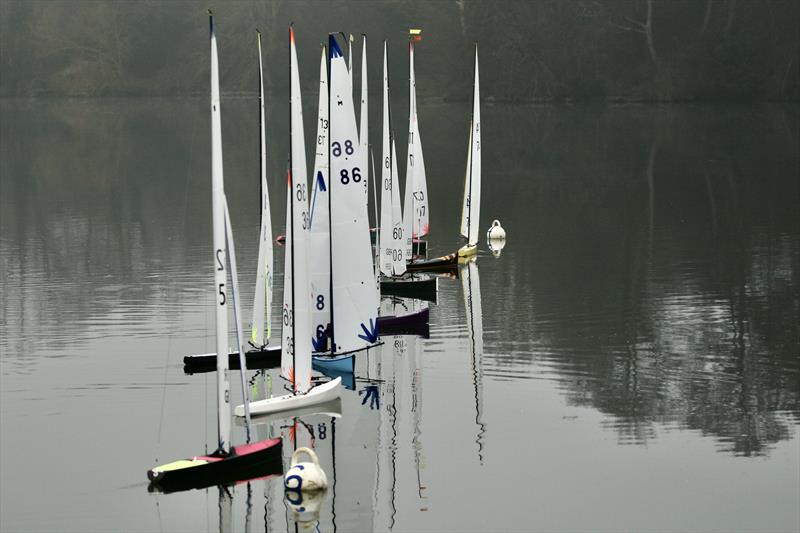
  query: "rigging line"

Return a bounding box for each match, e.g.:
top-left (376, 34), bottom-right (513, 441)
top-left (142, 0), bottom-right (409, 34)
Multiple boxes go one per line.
top-left (155, 98), bottom-right (200, 458)
top-left (155, 332), bottom-right (172, 453)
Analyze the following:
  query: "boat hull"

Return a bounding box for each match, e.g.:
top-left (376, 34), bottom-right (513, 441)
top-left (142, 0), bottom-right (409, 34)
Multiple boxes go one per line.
top-left (147, 438), bottom-right (283, 494)
top-left (377, 306), bottom-right (430, 338)
top-left (183, 346), bottom-right (281, 374)
top-left (458, 244), bottom-right (478, 257)
top-left (406, 252), bottom-right (458, 272)
top-left (235, 377), bottom-right (342, 417)
top-left (312, 353), bottom-right (355, 373)
top-left (380, 276), bottom-right (437, 302)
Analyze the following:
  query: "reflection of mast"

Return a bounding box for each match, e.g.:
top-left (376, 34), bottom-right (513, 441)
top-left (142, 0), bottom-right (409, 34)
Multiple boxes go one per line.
top-left (409, 334), bottom-right (428, 507)
top-left (461, 259), bottom-right (486, 464)
top-left (218, 485), bottom-right (232, 533)
top-left (331, 416), bottom-right (338, 533)
top-left (389, 346), bottom-right (398, 529)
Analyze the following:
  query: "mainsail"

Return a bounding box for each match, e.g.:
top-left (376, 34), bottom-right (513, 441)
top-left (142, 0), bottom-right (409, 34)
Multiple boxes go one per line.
top-left (280, 27), bottom-right (312, 394)
top-left (404, 36), bottom-right (429, 249)
top-left (250, 30), bottom-right (274, 348)
top-left (328, 34), bottom-right (379, 353)
top-left (310, 46), bottom-right (331, 352)
top-left (379, 41), bottom-right (406, 278)
top-left (209, 16), bottom-right (232, 453)
top-left (460, 45), bottom-right (481, 247)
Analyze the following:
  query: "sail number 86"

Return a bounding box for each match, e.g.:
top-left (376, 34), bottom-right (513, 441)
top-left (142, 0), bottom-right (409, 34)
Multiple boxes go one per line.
top-left (340, 168), bottom-right (361, 184)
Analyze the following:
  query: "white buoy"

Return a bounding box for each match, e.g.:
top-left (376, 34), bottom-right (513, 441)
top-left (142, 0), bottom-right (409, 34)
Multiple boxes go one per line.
top-left (284, 447), bottom-right (328, 492)
top-left (486, 219), bottom-right (506, 241)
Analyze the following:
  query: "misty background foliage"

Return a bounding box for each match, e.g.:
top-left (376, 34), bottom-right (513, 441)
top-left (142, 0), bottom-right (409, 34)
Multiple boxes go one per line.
top-left (1, 0), bottom-right (798, 101)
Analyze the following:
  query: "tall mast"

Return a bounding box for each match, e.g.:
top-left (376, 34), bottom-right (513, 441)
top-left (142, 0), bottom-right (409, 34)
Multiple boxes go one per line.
top-left (209, 11), bottom-right (231, 454)
top-left (327, 39), bottom-right (335, 354)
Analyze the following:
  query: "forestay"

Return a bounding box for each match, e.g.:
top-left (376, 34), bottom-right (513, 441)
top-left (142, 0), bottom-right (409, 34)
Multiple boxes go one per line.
top-left (328, 35), bottom-right (379, 353)
top-left (460, 45), bottom-right (481, 247)
top-left (280, 27), bottom-right (312, 394)
top-left (310, 46), bottom-right (331, 353)
top-left (250, 31), bottom-right (274, 348)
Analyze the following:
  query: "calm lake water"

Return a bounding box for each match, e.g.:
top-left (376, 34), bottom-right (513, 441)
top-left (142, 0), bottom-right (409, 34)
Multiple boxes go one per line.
top-left (1, 98), bottom-right (798, 532)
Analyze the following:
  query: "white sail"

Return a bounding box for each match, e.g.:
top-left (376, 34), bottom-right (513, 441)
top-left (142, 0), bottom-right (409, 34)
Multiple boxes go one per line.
top-left (328, 34), bottom-right (379, 353)
top-left (280, 27), bottom-right (312, 394)
top-left (379, 41), bottom-right (393, 278)
top-left (210, 16), bottom-right (231, 453)
top-left (348, 34), bottom-right (354, 100)
top-left (251, 30), bottom-right (274, 348)
top-left (402, 142), bottom-right (413, 260)
top-left (310, 46), bottom-right (331, 353)
top-left (390, 139), bottom-right (406, 275)
top-left (460, 45), bottom-right (481, 247)
top-left (460, 124), bottom-right (473, 240)
top-left (405, 39), bottom-right (429, 240)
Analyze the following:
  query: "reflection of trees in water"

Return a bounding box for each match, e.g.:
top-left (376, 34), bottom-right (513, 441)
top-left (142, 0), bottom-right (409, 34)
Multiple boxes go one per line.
top-left (0, 99), bottom-right (215, 359)
top-left (481, 104), bottom-right (799, 456)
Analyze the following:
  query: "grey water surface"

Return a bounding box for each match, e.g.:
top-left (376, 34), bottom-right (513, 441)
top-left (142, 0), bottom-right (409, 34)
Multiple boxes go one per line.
top-left (1, 98), bottom-right (798, 532)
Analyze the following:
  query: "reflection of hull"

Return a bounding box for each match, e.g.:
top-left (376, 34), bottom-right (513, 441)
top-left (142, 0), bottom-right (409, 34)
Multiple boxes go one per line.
top-left (234, 377), bottom-right (342, 417)
top-left (147, 438), bottom-right (283, 494)
top-left (183, 346), bottom-right (281, 374)
top-left (406, 252), bottom-right (458, 272)
top-left (380, 276), bottom-right (437, 302)
top-left (312, 353), bottom-right (355, 373)
top-left (378, 307), bottom-right (430, 338)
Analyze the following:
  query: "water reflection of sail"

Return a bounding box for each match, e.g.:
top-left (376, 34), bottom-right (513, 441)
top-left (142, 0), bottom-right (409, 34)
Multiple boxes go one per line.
top-left (460, 258), bottom-right (485, 463)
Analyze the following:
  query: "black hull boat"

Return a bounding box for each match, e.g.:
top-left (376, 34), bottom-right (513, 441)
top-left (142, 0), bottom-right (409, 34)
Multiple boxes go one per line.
top-left (405, 252), bottom-right (458, 273)
top-left (147, 438), bottom-right (283, 494)
top-left (380, 275), bottom-right (437, 302)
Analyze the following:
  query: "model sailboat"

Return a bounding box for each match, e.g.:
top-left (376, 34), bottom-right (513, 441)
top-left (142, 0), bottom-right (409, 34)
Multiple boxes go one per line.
top-left (147, 15), bottom-right (282, 492)
top-left (183, 29), bottom-right (281, 374)
top-left (235, 26), bottom-right (341, 417)
top-left (458, 45), bottom-right (482, 257)
top-left (313, 33), bottom-right (380, 368)
top-left (407, 44), bottom-right (481, 270)
top-left (403, 28), bottom-right (430, 258)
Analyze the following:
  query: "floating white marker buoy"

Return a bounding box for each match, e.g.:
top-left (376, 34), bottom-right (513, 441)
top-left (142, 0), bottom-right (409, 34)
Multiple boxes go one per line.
top-left (284, 447), bottom-right (328, 492)
top-left (487, 219), bottom-right (506, 241)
